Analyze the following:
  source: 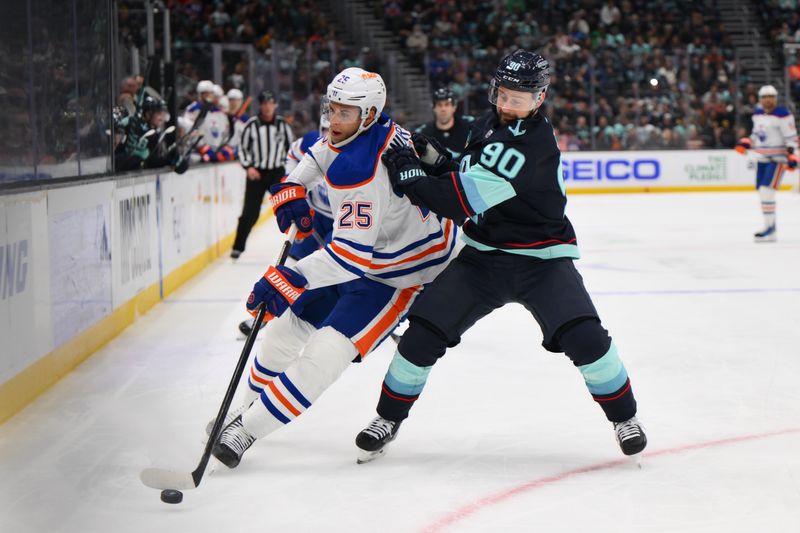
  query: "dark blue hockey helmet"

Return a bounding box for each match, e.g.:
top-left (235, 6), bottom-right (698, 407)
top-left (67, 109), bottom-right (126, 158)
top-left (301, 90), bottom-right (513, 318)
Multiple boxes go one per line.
top-left (141, 94), bottom-right (167, 114)
top-left (432, 87), bottom-right (455, 105)
top-left (489, 50), bottom-right (550, 112)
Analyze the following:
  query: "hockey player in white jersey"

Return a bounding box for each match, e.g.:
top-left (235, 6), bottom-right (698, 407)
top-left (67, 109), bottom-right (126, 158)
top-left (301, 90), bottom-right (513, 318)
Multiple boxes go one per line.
top-left (735, 84), bottom-right (798, 242)
top-left (211, 68), bottom-right (458, 468)
top-left (179, 80), bottom-right (230, 159)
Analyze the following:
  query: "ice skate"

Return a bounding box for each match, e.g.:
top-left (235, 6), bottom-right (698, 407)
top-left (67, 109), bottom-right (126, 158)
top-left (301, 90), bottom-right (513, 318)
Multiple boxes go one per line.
top-left (614, 416), bottom-right (647, 458)
top-left (205, 402), bottom-right (252, 438)
top-left (355, 416), bottom-right (402, 464)
top-left (754, 226), bottom-right (776, 242)
top-left (212, 416), bottom-right (256, 469)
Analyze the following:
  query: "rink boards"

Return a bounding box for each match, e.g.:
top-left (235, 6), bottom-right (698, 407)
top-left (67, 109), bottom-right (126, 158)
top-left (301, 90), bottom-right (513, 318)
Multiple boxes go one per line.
top-left (0, 163), bottom-right (265, 424)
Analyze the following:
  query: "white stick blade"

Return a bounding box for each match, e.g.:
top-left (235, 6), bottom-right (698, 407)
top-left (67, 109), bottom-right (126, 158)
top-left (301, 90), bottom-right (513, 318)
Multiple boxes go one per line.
top-left (140, 468), bottom-right (197, 490)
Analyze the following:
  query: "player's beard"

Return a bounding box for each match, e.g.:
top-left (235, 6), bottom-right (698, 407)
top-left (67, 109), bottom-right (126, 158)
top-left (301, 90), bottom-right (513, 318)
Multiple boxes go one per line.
top-left (495, 107), bottom-right (535, 126)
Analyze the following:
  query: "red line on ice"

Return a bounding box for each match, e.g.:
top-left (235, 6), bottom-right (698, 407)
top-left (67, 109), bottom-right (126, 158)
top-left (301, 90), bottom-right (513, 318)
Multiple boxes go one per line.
top-left (421, 427), bottom-right (800, 533)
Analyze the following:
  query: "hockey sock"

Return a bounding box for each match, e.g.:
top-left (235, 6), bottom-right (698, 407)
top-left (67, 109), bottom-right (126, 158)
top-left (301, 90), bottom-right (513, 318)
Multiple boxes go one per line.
top-left (242, 326), bottom-right (356, 439)
top-left (247, 312), bottom-right (314, 398)
top-left (758, 185), bottom-right (776, 228)
top-left (376, 350), bottom-right (433, 422)
top-left (577, 342), bottom-right (637, 422)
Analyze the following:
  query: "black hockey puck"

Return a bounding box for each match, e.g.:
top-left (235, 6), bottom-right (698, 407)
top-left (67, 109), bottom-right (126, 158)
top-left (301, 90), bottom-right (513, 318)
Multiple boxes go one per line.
top-left (160, 489), bottom-right (183, 504)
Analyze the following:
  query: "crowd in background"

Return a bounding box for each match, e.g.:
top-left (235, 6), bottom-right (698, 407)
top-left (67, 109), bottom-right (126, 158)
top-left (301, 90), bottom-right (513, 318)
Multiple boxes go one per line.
top-left (754, 0), bottom-right (800, 105)
top-left (115, 0), bottom-right (793, 155)
top-left (378, 0), bottom-right (758, 150)
top-left (118, 0), bottom-right (370, 136)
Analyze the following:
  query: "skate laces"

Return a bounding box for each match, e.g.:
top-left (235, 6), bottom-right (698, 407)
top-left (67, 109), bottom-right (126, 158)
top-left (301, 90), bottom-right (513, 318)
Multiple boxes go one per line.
top-left (218, 417), bottom-right (255, 455)
top-left (206, 402), bottom-right (252, 436)
top-left (614, 417), bottom-right (642, 442)
top-left (362, 416), bottom-right (396, 440)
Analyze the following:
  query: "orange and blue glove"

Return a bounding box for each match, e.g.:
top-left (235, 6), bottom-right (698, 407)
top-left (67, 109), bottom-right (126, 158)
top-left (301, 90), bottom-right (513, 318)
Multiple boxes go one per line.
top-left (269, 182), bottom-right (315, 240)
top-left (787, 147), bottom-right (798, 170)
top-left (735, 137), bottom-right (752, 155)
top-left (247, 265), bottom-right (308, 320)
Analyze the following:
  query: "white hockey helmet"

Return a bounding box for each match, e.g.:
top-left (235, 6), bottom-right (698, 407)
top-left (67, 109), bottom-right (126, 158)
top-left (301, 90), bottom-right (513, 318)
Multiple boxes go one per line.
top-left (197, 80), bottom-right (214, 94)
top-left (758, 85), bottom-right (778, 97)
top-left (326, 67), bottom-right (387, 146)
top-left (226, 88), bottom-right (243, 101)
top-left (212, 84), bottom-right (224, 97)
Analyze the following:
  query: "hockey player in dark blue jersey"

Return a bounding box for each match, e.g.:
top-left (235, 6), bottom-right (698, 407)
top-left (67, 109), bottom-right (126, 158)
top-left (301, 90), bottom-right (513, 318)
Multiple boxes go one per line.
top-left (414, 87), bottom-right (474, 159)
top-left (355, 50), bottom-right (647, 463)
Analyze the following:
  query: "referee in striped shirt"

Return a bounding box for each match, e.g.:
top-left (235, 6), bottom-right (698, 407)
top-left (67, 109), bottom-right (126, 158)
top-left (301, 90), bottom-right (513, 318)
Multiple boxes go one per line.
top-left (232, 90), bottom-right (294, 258)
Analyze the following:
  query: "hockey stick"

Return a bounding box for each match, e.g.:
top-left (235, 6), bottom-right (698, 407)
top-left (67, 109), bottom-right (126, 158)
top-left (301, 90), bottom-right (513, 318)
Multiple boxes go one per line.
top-left (141, 226), bottom-right (299, 491)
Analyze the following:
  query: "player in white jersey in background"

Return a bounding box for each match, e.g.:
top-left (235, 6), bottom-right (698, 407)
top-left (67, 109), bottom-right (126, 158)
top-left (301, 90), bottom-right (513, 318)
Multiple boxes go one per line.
top-left (211, 68), bottom-right (458, 468)
top-left (735, 85), bottom-right (798, 242)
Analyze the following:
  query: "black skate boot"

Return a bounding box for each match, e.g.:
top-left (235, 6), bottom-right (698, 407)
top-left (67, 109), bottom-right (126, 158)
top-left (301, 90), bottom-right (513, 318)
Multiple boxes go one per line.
top-left (212, 416), bottom-right (256, 468)
top-left (355, 416), bottom-right (402, 464)
top-left (753, 226), bottom-right (776, 243)
top-left (613, 416), bottom-right (647, 456)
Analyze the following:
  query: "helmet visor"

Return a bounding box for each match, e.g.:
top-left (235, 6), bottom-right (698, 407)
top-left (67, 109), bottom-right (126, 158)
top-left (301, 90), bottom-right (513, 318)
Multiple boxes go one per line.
top-left (489, 78), bottom-right (542, 112)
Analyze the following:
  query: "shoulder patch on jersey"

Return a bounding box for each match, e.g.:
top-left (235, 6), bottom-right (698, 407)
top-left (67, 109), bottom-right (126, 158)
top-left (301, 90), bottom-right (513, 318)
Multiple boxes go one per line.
top-left (325, 122), bottom-right (394, 189)
top-left (300, 131), bottom-right (321, 153)
top-left (772, 106), bottom-right (791, 118)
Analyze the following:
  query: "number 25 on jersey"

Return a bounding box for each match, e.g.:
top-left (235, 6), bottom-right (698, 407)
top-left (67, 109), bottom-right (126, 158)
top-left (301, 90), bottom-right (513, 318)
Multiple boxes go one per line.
top-left (338, 201), bottom-right (373, 229)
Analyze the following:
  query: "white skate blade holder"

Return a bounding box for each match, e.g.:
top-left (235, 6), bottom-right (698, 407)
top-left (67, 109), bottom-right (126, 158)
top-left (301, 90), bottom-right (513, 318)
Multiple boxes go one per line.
top-left (356, 448), bottom-right (387, 465)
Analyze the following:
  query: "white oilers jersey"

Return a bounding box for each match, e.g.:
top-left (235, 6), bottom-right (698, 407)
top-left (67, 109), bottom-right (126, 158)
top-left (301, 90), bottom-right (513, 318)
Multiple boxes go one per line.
top-left (750, 106), bottom-right (798, 162)
top-left (182, 102), bottom-right (230, 150)
top-left (285, 132), bottom-right (333, 218)
top-left (286, 114), bottom-right (457, 290)
top-left (226, 114), bottom-right (249, 148)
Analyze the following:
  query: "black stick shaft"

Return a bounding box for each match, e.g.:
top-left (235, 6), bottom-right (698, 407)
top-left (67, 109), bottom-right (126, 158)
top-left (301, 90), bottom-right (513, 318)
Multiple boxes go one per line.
top-left (191, 226), bottom-right (298, 487)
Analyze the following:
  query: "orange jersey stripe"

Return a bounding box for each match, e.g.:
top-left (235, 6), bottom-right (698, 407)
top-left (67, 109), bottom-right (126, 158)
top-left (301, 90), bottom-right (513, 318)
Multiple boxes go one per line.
top-left (370, 219), bottom-right (453, 270)
top-left (329, 219), bottom-right (453, 271)
top-left (329, 240), bottom-right (373, 268)
top-left (267, 381), bottom-right (302, 417)
top-left (354, 286), bottom-right (419, 357)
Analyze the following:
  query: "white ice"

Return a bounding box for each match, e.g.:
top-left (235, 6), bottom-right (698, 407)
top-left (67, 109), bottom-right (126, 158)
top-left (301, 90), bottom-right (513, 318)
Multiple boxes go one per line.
top-left (1, 191), bottom-right (799, 533)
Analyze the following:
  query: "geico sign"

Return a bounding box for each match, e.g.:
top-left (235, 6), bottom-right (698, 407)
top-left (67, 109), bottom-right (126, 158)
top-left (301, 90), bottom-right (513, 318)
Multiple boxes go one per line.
top-left (562, 159), bottom-right (661, 180)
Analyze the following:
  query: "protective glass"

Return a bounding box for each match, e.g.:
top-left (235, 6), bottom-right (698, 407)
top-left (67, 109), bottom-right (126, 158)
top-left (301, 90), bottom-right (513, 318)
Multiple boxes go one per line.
top-left (324, 101), bottom-right (362, 123)
top-left (319, 96), bottom-right (331, 130)
top-left (488, 78), bottom-right (541, 112)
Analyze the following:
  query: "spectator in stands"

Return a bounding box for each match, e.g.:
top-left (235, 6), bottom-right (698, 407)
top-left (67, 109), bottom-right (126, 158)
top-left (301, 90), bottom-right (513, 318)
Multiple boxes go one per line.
top-left (789, 52), bottom-right (800, 102)
top-left (118, 76), bottom-right (142, 116)
top-left (406, 24), bottom-right (428, 68)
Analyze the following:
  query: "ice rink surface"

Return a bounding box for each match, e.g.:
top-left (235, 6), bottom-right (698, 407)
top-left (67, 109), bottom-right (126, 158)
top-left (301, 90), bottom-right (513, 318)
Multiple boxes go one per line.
top-left (2, 191), bottom-right (799, 533)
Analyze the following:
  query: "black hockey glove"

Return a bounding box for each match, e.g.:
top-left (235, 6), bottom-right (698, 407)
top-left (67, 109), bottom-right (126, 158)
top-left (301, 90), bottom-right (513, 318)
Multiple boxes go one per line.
top-left (412, 132), bottom-right (453, 173)
top-left (382, 145), bottom-right (427, 189)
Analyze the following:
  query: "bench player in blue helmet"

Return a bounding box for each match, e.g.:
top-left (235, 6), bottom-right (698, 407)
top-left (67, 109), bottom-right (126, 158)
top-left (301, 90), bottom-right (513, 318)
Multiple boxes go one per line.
top-left (355, 50), bottom-right (648, 463)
